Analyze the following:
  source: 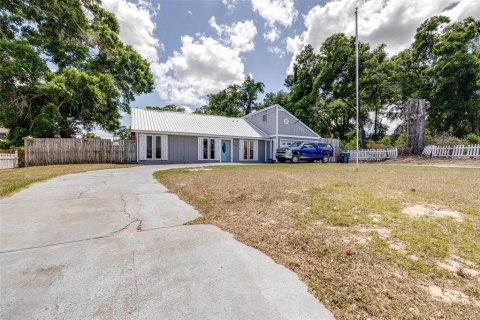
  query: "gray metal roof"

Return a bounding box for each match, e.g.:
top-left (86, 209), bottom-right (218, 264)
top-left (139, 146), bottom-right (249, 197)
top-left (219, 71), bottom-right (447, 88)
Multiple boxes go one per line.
top-left (131, 108), bottom-right (269, 139)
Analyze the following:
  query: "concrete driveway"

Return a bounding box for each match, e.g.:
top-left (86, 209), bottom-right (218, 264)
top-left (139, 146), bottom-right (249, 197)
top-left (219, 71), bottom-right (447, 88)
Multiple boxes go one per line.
top-left (0, 165), bottom-right (334, 320)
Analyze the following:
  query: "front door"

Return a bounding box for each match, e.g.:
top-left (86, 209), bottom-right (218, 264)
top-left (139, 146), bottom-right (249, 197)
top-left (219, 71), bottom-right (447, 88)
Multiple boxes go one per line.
top-left (221, 140), bottom-right (231, 162)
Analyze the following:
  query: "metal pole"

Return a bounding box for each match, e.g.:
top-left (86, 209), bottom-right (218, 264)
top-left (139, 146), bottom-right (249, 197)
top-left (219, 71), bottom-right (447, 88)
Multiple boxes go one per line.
top-left (355, 7), bottom-right (359, 171)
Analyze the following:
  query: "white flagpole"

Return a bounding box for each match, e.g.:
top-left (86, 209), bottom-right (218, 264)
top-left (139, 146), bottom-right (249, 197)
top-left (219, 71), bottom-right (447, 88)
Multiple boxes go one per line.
top-left (355, 7), bottom-right (359, 171)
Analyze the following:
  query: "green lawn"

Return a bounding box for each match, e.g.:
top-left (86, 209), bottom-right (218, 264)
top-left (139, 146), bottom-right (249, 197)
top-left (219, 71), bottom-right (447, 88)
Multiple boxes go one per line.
top-left (155, 163), bottom-right (480, 320)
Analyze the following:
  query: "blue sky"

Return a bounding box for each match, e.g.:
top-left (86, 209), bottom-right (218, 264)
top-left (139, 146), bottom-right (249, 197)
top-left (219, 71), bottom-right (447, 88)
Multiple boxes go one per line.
top-left (100, 0), bottom-right (479, 116)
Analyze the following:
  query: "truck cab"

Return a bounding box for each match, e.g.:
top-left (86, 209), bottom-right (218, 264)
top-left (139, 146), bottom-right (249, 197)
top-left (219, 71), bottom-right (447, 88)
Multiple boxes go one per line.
top-left (276, 142), bottom-right (333, 163)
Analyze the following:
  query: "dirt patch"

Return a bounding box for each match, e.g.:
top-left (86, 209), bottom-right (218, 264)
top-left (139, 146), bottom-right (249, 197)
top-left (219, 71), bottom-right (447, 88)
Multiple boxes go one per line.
top-left (402, 204), bottom-right (463, 221)
top-left (426, 285), bottom-right (479, 306)
top-left (437, 258), bottom-right (480, 278)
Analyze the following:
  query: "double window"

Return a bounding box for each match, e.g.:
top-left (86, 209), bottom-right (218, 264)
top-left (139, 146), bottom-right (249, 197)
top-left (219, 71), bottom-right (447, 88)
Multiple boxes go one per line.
top-left (200, 138), bottom-right (217, 160)
top-left (143, 134), bottom-right (167, 160)
top-left (240, 140), bottom-right (257, 161)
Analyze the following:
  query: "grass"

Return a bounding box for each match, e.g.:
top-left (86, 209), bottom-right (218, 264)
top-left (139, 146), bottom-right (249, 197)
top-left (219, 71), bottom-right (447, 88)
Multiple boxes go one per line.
top-left (155, 163), bottom-right (480, 320)
top-left (0, 163), bottom-right (136, 197)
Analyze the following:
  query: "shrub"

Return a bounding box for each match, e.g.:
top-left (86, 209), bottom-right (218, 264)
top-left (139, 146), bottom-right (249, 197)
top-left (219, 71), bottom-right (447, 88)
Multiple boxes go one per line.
top-left (466, 133), bottom-right (480, 144)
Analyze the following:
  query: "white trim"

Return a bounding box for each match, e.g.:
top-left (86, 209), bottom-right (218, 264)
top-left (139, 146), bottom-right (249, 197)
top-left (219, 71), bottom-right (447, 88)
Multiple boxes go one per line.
top-left (198, 137), bottom-right (220, 161)
top-left (275, 105), bottom-right (279, 136)
top-left (269, 134), bottom-right (322, 140)
top-left (132, 130), bottom-right (269, 140)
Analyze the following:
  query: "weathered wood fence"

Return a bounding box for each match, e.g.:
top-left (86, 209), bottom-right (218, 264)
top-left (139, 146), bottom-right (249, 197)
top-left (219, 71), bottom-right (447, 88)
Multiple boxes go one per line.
top-left (0, 151), bottom-right (19, 169)
top-left (24, 138), bottom-right (137, 166)
top-left (347, 148), bottom-right (398, 161)
top-left (422, 144), bottom-right (480, 158)
top-left (321, 138), bottom-right (340, 162)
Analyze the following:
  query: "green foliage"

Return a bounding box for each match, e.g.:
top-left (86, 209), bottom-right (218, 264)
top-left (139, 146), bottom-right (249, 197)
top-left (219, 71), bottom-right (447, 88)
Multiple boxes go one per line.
top-left (255, 16), bottom-right (479, 147)
top-left (198, 76), bottom-right (265, 117)
top-left (146, 105), bottom-right (186, 112)
top-left (0, 0), bottom-right (154, 146)
top-left (466, 134), bottom-right (480, 144)
top-left (82, 132), bottom-right (100, 139)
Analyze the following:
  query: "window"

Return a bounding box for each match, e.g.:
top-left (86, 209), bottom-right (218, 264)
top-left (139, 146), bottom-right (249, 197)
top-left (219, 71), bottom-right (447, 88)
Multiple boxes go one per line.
top-left (200, 138), bottom-right (217, 160)
top-left (241, 140), bottom-right (257, 161)
top-left (203, 138), bottom-right (208, 159)
top-left (155, 136), bottom-right (161, 159)
top-left (262, 114), bottom-right (267, 121)
top-left (144, 134), bottom-right (167, 160)
top-left (303, 143), bottom-right (316, 149)
top-left (210, 139), bottom-right (215, 159)
top-left (146, 136), bottom-right (152, 159)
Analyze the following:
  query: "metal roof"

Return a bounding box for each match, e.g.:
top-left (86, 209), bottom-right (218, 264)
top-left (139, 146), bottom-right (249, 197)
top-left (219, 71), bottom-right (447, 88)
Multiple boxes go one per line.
top-left (131, 108), bottom-right (269, 139)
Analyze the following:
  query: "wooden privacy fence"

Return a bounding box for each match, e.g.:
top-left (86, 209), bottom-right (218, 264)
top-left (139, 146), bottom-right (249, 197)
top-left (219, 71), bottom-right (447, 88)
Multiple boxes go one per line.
top-left (321, 138), bottom-right (340, 162)
top-left (24, 138), bottom-right (137, 166)
top-left (422, 144), bottom-right (480, 158)
top-left (347, 148), bottom-right (398, 161)
top-left (0, 151), bottom-right (19, 169)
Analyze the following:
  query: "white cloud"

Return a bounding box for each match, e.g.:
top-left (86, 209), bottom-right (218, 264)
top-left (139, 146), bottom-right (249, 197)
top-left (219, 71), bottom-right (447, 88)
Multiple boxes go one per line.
top-left (267, 46), bottom-right (285, 58)
top-left (286, 0), bottom-right (480, 74)
top-left (222, 0), bottom-right (238, 12)
top-left (154, 35), bottom-right (245, 106)
top-left (209, 16), bottom-right (257, 52)
top-left (101, 0), bottom-right (163, 63)
top-left (264, 26), bottom-right (280, 42)
top-left (251, 0), bottom-right (297, 42)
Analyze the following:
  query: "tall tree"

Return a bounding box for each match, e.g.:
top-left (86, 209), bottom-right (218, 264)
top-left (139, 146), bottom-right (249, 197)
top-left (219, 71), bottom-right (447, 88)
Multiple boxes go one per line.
top-left (0, 0), bottom-right (154, 146)
top-left (239, 75), bottom-right (265, 114)
top-left (392, 16), bottom-right (480, 136)
top-left (146, 105), bottom-right (186, 112)
top-left (196, 76), bottom-right (265, 116)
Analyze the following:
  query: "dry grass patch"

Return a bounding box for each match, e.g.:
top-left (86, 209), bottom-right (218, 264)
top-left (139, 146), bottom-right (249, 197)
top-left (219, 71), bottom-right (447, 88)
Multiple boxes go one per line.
top-left (154, 164), bottom-right (480, 319)
top-left (0, 163), bottom-right (136, 197)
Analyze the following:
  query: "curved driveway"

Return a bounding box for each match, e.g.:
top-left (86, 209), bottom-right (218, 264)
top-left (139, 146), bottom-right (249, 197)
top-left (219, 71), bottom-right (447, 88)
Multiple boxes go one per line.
top-left (0, 164), bottom-right (334, 320)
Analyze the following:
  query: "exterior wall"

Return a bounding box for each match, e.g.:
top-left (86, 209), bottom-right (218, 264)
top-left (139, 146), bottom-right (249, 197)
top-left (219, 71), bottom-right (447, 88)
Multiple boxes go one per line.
top-left (137, 133), bottom-right (266, 164)
top-left (277, 109), bottom-right (318, 137)
top-left (243, 107), bottom-right (277, 135)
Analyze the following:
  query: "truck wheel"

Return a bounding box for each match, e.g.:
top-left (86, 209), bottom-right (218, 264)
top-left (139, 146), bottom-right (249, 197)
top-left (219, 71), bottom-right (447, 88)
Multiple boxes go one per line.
top-left (321, 154), bottom-right (330, 163)
top-left (292, 155), bottom-right (300, 163)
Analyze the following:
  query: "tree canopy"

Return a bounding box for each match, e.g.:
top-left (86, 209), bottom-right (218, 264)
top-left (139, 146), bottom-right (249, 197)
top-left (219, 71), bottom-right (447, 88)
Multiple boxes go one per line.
top-left (256, 16), bottom-right (479, 146)
top-left (194, 75), bottom-right (265, 117)
top-left (0, 0), bottom-right (154, 146)
top-left (146, 105), bottom-right (186, 112)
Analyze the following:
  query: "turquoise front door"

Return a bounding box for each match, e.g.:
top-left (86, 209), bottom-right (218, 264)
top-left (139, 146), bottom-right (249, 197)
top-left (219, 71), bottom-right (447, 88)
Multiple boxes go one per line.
top-left (221, 140), bottom-right (231, 162)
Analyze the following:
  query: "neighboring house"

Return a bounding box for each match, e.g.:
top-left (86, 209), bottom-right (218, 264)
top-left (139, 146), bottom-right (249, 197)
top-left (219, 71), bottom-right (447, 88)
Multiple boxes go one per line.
top-left (0, 128), bottom-right (8, 141)
top-left (131, 104), bottom-right (321, 163)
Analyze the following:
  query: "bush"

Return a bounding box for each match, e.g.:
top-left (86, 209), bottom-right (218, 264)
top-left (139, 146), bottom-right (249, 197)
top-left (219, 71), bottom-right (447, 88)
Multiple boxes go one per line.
top-left (425, 133), bottom-right (467, 146)
top-left (465, 133), bottom-right (480, 144)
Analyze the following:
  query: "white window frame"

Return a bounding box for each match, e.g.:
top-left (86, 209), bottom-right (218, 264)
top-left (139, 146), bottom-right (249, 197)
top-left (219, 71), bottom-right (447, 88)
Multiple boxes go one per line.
top-left (239, 139), bottom-right (258, 161)
top-left (198, 137), bottom-right (220, 161)
top-left (139, 134), bottom-right (168, 161)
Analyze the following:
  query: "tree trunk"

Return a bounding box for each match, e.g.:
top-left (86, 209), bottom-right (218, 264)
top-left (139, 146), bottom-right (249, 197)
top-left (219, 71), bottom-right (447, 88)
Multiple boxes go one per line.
top-left (404, 99), bottom-right (430, 155)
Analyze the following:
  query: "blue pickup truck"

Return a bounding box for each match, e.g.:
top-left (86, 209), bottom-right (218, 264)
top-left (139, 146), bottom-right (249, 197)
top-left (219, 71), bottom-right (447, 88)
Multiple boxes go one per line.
top-left (276, 142), bottom-right (333, 163)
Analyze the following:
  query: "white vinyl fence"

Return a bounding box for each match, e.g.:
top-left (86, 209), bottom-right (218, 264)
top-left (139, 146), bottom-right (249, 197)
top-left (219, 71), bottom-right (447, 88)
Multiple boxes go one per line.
top-left (346, 148), bottom-right (398, 161)
top-left (422, 144), bottom-right (480, 158)
top-left (0, 151), bottom-right (19, 169)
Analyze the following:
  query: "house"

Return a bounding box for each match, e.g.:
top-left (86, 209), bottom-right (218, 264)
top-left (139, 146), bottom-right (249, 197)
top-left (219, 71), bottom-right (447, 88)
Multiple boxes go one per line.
top-left (131, 104), bottom-right (323, 163)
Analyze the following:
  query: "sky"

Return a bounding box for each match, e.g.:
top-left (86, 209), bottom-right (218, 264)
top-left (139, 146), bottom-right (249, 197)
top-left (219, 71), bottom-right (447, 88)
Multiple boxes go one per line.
top-left (97, 0), bottom-right (480, 132)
